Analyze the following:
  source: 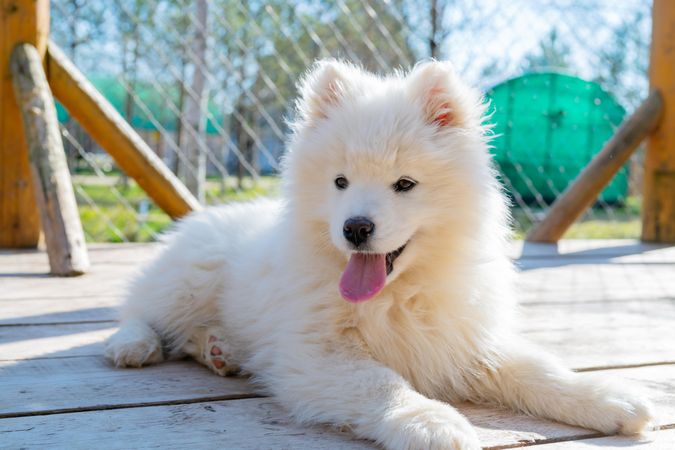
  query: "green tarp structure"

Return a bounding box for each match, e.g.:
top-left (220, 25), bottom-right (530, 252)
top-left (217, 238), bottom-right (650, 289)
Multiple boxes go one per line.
top-left (485, 72), bottom-right (627, 204)
top-left (56, 77), bottom-right (223, 134)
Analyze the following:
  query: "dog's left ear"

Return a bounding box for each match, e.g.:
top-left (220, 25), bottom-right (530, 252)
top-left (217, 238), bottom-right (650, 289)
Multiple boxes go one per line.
top-left (407, 61), bottom-right (477, 129)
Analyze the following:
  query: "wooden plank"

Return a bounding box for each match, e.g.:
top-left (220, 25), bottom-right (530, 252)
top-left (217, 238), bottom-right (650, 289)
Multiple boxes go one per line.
top-left (0, 0), bottom-right (49, 248)
top-left (0, 361), bottom-right (596, 449)
top-left (2, 302), bottom-right (671, 371)
top-left (0, 243), bottom-right (158, 273)
top-left (528, 428), bottom-right (675, 450)
top-left (0, 398), bottom-right (373, 450)
top-left (527, 91), bottom-right (664, 243)
top-left (0, 296), bottom-right (118, 325)
top-left (2, 299), bottom-right (672, 370)
top-left (1, 315), bottom-right (669, 370)
top-left (0, 357), bottom-right (258, 417)
top-left (0, 246), bottom-right (152, 300)
top-left (2, 276), bottom-right (670, 326)
top-left (517, 263), bottom-right (675, 305)
top-left (9, 43), bottom-right (89, 275)
top-left (520, 299), bottom-right (675, 335)
top-left (0, 323), bottom-right (115, 360)
top-left (514, 240), bottom-right (675, 261)
top-left (1, 332), bottom-right (673, 423)
top-left (2, 241), bottom-right (672, 305)
top-left (0, 398), bottom-right (593, 450)
top-left (3, 328), bottom-right (672, 415)
top-left (642, 0), bottom-right (675, 243)
top-left (0, 369), bottom-right (673, 448)
top-left (0, 265), bottom-right (131, 301)
top-left (45, 43), bottom-right (201, 220)
top-left (0, 297), bottom-right (670, 368)
top-left (0, 357), bottom-right (675, 445)
top-left (526, 324), bottom-right (675, 370)
top-left (2, 284), bottom-right (672, 334)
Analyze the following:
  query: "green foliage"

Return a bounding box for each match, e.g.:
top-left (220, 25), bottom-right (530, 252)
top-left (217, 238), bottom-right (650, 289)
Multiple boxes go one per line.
top-left (75, 177), bottom-right (280, 242)
top-left (510, 197), bottom-right (642, 240)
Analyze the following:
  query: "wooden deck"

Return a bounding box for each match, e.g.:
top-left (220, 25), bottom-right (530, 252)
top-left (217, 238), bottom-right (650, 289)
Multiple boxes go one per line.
top-left (1, 240), bottom-right (674, 449)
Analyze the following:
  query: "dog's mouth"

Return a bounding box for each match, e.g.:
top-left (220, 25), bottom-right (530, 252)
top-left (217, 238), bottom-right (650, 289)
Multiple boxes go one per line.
top-left (385, 243), bottom-right (407, 275)
top-left (339, 242), bottom-right (408, 303)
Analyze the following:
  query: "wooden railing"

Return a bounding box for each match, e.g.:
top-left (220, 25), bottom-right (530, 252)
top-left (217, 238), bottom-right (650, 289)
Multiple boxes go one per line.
top-left (0, 0), bottom-right (199, 275)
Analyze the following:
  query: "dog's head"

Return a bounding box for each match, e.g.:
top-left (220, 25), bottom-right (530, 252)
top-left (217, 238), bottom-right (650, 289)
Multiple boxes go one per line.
top-left (284, 60), bottom-right (503, 302)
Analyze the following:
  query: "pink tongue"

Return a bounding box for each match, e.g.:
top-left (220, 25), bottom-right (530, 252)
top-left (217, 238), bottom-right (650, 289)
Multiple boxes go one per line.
top-left (339, 253), bottom-right (387, 302)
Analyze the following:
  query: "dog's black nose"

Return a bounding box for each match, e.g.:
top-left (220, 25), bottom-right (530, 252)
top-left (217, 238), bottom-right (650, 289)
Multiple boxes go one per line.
top-left (343, 217), bottom-right (375, 248)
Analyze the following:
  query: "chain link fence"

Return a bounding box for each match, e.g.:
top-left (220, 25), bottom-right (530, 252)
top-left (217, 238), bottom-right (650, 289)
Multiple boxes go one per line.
top-left (50, 0), bottom-right (651, 242)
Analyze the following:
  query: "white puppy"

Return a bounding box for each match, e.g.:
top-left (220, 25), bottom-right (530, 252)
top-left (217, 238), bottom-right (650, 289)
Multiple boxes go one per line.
top-left (106, 60), bottom-right (653, 449)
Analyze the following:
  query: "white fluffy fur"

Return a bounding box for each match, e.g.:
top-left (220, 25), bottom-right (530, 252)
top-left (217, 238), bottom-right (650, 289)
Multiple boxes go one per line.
top-left (106, 60), bottom-right (653, 449)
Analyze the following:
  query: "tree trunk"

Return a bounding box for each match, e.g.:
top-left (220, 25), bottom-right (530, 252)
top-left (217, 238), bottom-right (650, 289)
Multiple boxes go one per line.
top-left (172, 59), bottom-right (187, 175)
top-left (430, 0), bottom-right (439, 58)
top-left (178, 0), bottom-right (208, 203)
top-left (234, 99), bottom-right (248, 189)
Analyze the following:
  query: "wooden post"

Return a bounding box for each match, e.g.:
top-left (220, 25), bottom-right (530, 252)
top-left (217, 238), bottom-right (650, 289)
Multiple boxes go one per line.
top-left (0, 0), bottom-right (49, 248)
top-left (642, 0), bottom-right (675, 243)
top-left (46, 43), bottom-right (201, 219)
top-left (10, 43), bottom-right (88, 275)
top-left (527, 91), bottom-right (663, 243)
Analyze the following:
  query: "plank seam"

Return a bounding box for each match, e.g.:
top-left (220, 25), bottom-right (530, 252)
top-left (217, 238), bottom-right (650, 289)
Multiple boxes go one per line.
top-left (574, 361), bottom-right (675, 372)
top-left (484, 432), bottom-right (606, 449)
top-left (485, 424), bottom-right (675, 449)
top-left (0, 354), bottom-right (101, 362)
top-left (0, 320), bottom-right (116, 327)
top-left (521, 296), bottom-right (675, 306)
top-left (0, 393), bottom-right (265, 420)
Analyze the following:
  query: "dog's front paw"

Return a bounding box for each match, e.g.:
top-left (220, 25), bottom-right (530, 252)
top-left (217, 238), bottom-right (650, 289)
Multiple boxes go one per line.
top-left (572, 382), bottom-right (654, 435)
top-left (382, 397), bottom-right (480, 450)
top-left (596, 392), bottom-right (653, 435)
top-left (105, 320), bottom-right (163, 368)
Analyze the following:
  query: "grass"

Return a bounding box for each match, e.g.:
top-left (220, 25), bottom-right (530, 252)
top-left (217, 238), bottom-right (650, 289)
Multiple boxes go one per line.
top-left (74, 175), bottom-right (280, 242)
top-left (74, 175), bottom-right (642, 242)
top-left (511, 196), bottom-right (642, 240)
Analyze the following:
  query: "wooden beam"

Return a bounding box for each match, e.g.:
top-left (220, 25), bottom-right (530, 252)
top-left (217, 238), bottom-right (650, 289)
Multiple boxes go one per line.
top-left (46, 43), bottom-right (201, 219)
top-left (0, 0), bottom-right (49, 248)
top-left (642, 0), bottom-right (675, 243)
top-left (10, 43), bottom-right (88, 276)
top-left (527, 91), bottom-right (664, 243)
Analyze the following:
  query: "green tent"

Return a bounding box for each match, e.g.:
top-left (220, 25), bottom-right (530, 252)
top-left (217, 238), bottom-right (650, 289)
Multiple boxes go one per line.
top-left (485, 72), bottom-right (627, 204)
top-left (56, 77), bottom-right (223, 134)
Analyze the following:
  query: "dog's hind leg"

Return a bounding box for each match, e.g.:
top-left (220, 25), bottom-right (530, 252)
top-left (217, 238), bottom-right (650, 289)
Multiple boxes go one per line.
top-left (182, 326), bottom-right (240, 376)
top-left (105, 223), bottom-right (227, 369)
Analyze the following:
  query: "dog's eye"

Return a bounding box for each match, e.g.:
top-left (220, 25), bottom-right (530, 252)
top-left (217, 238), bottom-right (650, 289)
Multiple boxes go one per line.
top-left (393, 177), bottom-right (417, 192)
top-left (335, 176), bottom-right (349, 190)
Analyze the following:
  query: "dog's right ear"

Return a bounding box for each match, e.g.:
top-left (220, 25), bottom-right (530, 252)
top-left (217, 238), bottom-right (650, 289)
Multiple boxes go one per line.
top-left (296, 59), bottom-right (354, 125)
top-left (407, 60), bottom-right (483, 130)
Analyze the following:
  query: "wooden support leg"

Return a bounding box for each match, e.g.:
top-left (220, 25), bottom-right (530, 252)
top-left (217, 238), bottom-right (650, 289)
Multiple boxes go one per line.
top-left (10, 43), bottom-right (88, 276)
top-left (642, 0), bottom-right (675, 243)
top-left (0, 0), bottom-right (49, 248)
top-left (526, 91), bottom-right (664, 243)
